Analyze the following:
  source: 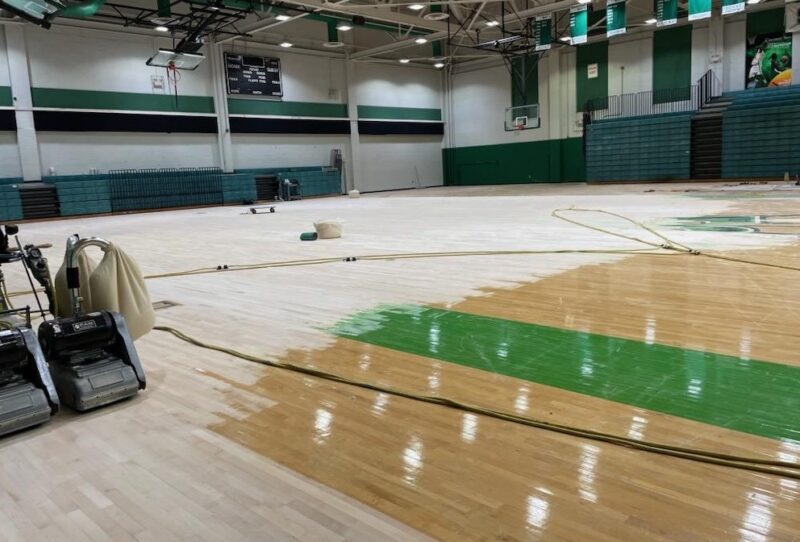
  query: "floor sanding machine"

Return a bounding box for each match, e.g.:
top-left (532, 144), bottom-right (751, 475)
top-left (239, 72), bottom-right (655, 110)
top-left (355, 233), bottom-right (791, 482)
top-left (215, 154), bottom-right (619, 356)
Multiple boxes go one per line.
top-left (0, 225), bottom-right (59, 436)
top-left (38, 235), bottom-right (146, 412)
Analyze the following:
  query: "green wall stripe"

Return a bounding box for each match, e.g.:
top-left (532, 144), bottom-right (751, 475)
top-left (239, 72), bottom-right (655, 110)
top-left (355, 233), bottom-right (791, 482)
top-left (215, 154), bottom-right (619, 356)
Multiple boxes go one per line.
top-left (31, 88), bottom-right (215, 114)
top-left (0, 86), bottom-right (11, 107)
top-left (576, 41), bottom-right (608, 112)
top-left (653, 26), bottom-right (693, 102)
top-left (442, 137), bottom-right (585, 184)
top-left (357, 105), bottom-right (442, 121)
top-left (228, 98), bottom-right (348, 118)
top-left (333, 305), bottom-right (800, 442)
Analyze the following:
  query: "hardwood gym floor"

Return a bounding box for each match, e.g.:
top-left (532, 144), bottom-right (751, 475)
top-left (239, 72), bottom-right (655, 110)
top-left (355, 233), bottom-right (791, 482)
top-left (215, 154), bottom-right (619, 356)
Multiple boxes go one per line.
top-left (2, 182), bottom-right (799, 541)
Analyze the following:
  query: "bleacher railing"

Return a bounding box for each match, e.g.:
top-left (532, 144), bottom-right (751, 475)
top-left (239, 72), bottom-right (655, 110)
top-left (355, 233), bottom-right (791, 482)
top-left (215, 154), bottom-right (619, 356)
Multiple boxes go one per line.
top-left (586, 85), bottom-right (700, 122)
top-left (698, 69), bottom-right (722, 108)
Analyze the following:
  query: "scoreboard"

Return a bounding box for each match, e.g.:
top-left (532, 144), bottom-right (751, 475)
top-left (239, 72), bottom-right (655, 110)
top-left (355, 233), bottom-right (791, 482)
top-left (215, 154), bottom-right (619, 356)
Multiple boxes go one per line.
top-left (225, 53), bottom-right (283, 97)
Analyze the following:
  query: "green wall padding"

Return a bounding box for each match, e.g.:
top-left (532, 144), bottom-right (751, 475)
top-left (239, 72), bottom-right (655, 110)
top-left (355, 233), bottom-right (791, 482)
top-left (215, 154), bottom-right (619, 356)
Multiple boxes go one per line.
top-left (228, 98), bottom-right (348, 118)
top-left (0, 86), bottom-right (11, 107)
top-left (576, 41), bottom-right (608, 111)
top-left (31, 88), bottom-right (215, 114)
top-left (511, 54), bottom-right (539, 108)
top-left (652, 25), bottom-right (693, 102)
top-left (442, 138), bottom-right (585, 185)
top-left (746, 8), bottom-right (786, 36)
top-left (357, 105), bottom-right (442, 121)
top-left (586, 113), bottom-right (692, 181)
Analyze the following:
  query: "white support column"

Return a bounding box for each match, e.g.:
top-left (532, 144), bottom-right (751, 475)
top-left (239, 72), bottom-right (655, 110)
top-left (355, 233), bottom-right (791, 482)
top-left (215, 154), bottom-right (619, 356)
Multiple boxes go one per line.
top-left (343, 54), bottom-right (360, 193)
top-left (5, 25), bottom-right (42, 181)
top-left (546, 48), bottom-right (561, 141)
top-left (209, 42), bottom-right (234, 173)
top-left (708, 13), bottom-right (725, 86)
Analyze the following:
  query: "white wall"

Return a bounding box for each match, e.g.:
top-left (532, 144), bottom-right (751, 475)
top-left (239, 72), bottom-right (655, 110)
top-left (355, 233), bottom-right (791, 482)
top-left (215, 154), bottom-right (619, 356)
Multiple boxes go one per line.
top-left (723, 17), bottom-right (747, 92)
top-left (609, 34), bottom-right (653, 95)
top-left (355, 63), bottom-right (441, 108)
top-left (38, 133), bottom-right (220, 175)
top-left (0, 133), bottom-right (21, 177)
top-left (358, 135), bottom-right (442, 191)
top-left (26, 26), bottom-right (213, 96)
top-left (231, 134), bottom-right (348, 169)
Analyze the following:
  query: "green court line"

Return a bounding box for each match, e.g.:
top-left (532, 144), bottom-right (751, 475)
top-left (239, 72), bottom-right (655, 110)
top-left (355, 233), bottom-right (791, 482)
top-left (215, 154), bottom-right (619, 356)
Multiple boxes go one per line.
top-left (357, 105), bottom-right (442, 121)
top-left (332, 305), bottom-right (800, 443)
top-left (31, 88), bottom-right (215, 114)
top-left (227, 98), bottom-right (348, 118)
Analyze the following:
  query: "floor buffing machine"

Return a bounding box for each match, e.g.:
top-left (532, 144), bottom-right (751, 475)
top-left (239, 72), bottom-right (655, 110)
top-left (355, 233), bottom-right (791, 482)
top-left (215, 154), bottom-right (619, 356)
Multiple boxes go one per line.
top-left (0, 225), bottom-right (60, 436)
top-left (38, 235), bottom-right (146, 412)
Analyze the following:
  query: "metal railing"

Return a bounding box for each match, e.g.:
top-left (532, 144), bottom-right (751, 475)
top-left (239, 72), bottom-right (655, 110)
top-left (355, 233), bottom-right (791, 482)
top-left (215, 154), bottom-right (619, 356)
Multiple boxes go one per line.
top-left (698, 69), bottom-right (722, 108)
top-left (586, 85), bottom-right (700, 122)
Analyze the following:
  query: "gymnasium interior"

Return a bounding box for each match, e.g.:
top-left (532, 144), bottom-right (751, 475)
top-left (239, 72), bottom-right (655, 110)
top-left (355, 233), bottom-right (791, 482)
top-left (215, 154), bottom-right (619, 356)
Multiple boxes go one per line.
top-left (0, 0), bottom-right (798, 539)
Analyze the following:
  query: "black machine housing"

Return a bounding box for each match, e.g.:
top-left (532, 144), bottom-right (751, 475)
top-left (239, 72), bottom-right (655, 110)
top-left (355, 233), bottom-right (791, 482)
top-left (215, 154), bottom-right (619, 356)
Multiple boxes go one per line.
top-left (39, 311), bottom-right (146, 412)
top-left (0, 325), bottom-right (59, 436)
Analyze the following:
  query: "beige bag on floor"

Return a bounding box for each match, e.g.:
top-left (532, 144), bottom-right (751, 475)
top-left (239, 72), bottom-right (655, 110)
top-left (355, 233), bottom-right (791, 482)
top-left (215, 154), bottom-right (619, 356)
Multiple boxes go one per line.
top-left (88, 243), bottom-right (155, 340)
top-left (54, 251), bottom-right (97, 317)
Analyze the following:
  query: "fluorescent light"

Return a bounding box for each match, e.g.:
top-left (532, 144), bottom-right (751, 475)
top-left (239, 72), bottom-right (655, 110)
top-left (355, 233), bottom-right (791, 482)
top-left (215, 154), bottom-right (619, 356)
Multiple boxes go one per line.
top-left (415, 37), bottom-right (428, 44)
top-left (279, 42), bottom-right (293, 48)
top-left (645, 17), bottom-right (657, 24)
top-left (434, 62), bottom-right (445, 68)
top-left (746, 0), bottom-right (760, 4)
top-left (485, 20), bottom-right (499, 27)
top-left (399, 58), bottom-right (410, 63)
top-left (559, 36), bottom-right (571, 42)
top-left (154, 25), bottom-right (168, 32)
top-left (409, 4), bottom-right (425, 10)
top-left (276, 14), bottom-right (291, 21)
top-left (336, 23), bottom-right (352, 31)
top-left (577, 0), bottom-right (592, 4)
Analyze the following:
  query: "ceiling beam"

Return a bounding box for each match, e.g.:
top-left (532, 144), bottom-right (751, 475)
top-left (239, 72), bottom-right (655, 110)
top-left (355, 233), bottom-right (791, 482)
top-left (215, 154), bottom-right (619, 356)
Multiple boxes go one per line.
top-left (277, 0), bottom-right (449, 31)
top-left (350, 29), bottom-right (450, 59)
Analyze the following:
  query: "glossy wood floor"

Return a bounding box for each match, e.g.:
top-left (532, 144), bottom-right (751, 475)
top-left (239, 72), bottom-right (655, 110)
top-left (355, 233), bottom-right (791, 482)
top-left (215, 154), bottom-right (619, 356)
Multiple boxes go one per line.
top-left (4, 183), bottom-right (800, 541)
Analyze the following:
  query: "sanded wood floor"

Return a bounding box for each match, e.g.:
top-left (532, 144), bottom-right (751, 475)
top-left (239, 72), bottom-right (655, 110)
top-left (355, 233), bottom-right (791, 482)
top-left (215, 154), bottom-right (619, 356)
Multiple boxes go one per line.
top-left (2, 183), bottom-right (799, 541)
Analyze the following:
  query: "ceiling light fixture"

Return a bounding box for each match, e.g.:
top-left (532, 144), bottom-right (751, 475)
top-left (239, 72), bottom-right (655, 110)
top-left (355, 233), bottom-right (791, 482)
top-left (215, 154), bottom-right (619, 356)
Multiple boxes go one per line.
top-left (336, 23), bottom-right (352, 31)
top-left (559, 36), bottom-right (571, 42)
top-left (276, 14), bottom-right (291, 21)
top-left (434, 62), bottom-right (445, 68)
top-left (154, 25), bottom-right (169, 32)
top-left (280, 41), bottom-right (293, 48)
top-left (415, 37), bottom-right (428, 44)
top-left (645, 17), bottom-right (657, 24)
top-left (399, 58), bottom-right (411, 63)
top-left (485, 20), bottom-right (500, 27)
top-left (409, 4), bottom-right (425, 10)
top-left (746, 0), bottom-right (760, 4)
top-left (424, 12), bottom-right (449, 20)
top-left (577, 0), bottom-right (592, 4)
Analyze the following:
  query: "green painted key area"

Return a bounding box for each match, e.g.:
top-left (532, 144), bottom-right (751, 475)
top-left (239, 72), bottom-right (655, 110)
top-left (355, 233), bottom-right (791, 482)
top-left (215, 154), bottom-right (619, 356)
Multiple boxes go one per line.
top-left (332, 305), bottom-right (800, 442)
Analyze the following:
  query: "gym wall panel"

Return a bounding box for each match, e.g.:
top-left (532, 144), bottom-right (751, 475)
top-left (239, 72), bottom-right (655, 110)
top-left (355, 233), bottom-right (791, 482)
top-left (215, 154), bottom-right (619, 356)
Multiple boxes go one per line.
top-left (450, 63), bottom-right (550, 148)
top-left (231, 134), bottom-right (349, 170)
top-left (723, 19), bottom-right (746, 92)
top-left (653, 26), bottom-right (693, 94)
top-left (37, 132), bottom-right (220, 175)
top-left (442, 138), bottom-right (584, 185)
top-left (355, 63), bottom-right (441, 109)
top-left (357, 135), bottom-right (443, 192)
top-left (609, 35), bottom-right (653, 97)
top-left (576, 41), bottom-right (608, 111)
top-left (691, 24), bottom-right (710, 83)
top-left (0, 28), bottom-right (10, 89)
top-left (26, 26), bottom-right (214, 97)
top-left (0, 133), bottom-right (21, 178)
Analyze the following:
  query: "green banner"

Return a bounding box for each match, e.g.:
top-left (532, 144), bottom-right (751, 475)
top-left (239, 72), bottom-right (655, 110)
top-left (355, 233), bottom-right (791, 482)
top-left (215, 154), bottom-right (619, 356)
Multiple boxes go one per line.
top-left (721, 0), bottom-right (744, 15)
top-left (688, 0), bottom-right (711, 21)
top-left (533, 15), bottom-right (552, 51)
top-left (656, 0), bottom-right (677, 26)
top-left (606, 0), bottom-right (626, 37)
top-left (569, 5), bottom-right (588, 44)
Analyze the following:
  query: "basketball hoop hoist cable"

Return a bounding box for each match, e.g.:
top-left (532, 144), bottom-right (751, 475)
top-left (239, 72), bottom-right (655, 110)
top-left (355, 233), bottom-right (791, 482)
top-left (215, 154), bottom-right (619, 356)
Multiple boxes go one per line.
top-left (19, 209), bottom-right (800, 478)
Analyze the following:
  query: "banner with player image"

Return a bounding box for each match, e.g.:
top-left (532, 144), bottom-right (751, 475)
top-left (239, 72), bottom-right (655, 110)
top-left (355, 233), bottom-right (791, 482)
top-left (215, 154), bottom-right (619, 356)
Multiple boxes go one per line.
top-left (746, 32), bottom-right (793, 88)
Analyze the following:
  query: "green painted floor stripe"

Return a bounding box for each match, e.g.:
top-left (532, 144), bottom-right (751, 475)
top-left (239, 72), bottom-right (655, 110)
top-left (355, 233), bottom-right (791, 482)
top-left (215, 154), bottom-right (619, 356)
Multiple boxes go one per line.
top-left (332, 305), bottom-right (800, 443)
